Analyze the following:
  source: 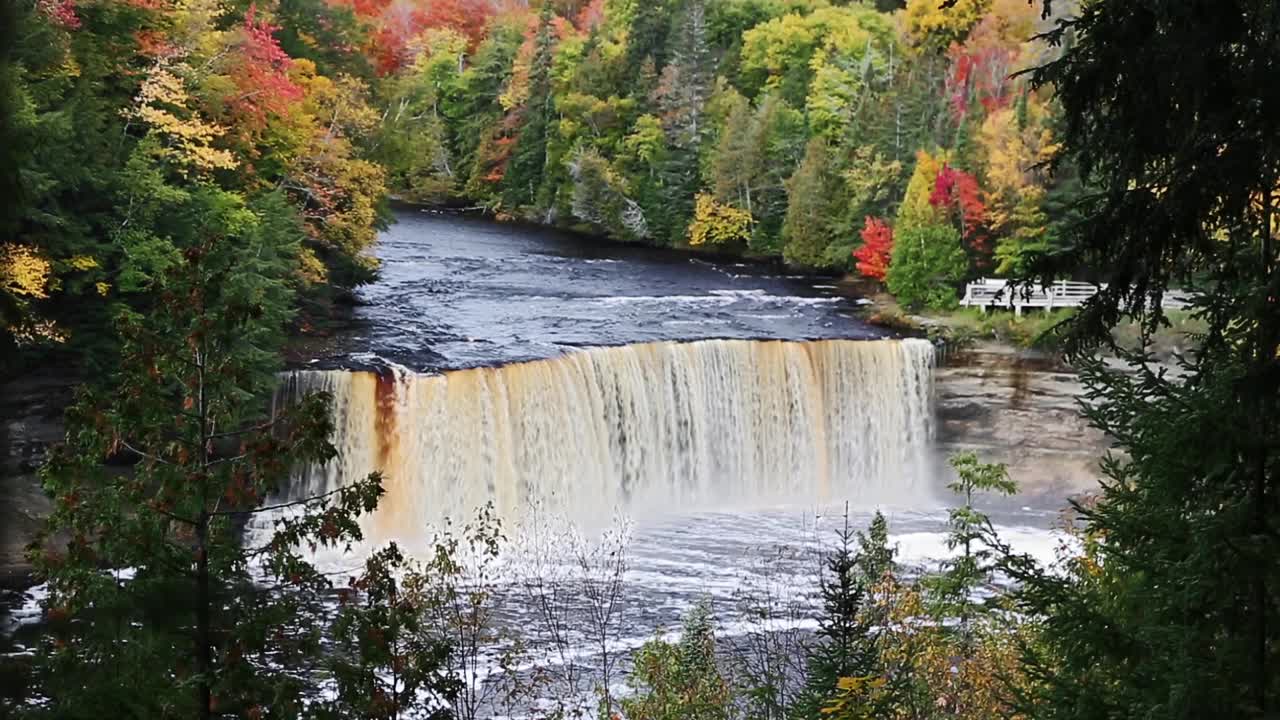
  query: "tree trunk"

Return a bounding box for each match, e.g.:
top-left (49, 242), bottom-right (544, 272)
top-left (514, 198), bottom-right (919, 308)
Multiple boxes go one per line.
top-left (196, 514), bottom-right (212, 720)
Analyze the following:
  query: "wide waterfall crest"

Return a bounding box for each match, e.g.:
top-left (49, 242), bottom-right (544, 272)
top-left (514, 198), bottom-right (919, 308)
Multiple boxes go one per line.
top-left (275, 338), bottom-right (935, 548)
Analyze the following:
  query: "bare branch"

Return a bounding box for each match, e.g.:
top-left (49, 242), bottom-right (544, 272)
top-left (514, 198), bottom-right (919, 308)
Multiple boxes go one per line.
top-left (213, 483), bottom-right (352, 517)
top-left (120, 440), bottom-right (172, 466)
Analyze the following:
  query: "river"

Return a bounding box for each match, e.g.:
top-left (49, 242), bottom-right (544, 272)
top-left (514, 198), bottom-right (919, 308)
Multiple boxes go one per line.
top-left (302, 208), bottom-right (890, 371)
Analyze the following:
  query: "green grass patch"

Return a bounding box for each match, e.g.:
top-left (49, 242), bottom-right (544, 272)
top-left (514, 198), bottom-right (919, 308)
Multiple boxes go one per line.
top-left (929, 307), bottom-right (1075, 349)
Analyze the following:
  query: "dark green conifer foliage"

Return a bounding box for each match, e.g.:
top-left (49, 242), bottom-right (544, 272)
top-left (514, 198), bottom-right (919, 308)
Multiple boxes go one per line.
top-left (624, 0), bottom-right (673, 87)
top-left (925, 453), bottom-right (1015, 643)
top-left (999, 2), bottom-right (1280, 718)
top-left (28, 179), bottom-right (389, 719)
top-left (274, 0), bottom-right (374, 80)
top-left (451, 20), bottom-right (525, 192)
top-left (781, 137), bottom-right (838, 268)
top-left (624, 603), bottom-right (732, 720)
top-left (502, 3), bottom-right (558, 212)
top-left (652, 0), bottom-right (713, 245)
top-left (792, 510), bottom-right (896, 720)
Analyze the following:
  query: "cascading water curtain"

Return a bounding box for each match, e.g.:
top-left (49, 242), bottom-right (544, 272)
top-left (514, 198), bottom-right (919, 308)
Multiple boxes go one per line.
top-left (273, 338), bottom-right (935, 551)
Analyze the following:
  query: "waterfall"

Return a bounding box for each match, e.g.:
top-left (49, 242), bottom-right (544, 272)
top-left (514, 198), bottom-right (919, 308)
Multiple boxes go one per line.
top-left (275, 338), bottom-right (935, 548)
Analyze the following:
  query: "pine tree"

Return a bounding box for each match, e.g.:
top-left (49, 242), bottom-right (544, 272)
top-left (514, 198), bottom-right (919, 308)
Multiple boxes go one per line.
top-left (650, 0), bottom-right (713, 245)
top-left (28, 179), bottom-right (391, 718)
top-left (781, 137), bottom-right (837, 268)
top-left (924, 453), bottom-right (1016, 645)
top-left (624, 603), bottom-right (732, 720)
top-left (624, 0), bottom-right (672, 89)
top-left (448, 19), bottom-right (525, 195)
top-left (502, 3), bottom-right (558, 211)
top-left (792, 510), bottom-right (897, 720)
top-left (997, 4), bottom-right (1280, 713)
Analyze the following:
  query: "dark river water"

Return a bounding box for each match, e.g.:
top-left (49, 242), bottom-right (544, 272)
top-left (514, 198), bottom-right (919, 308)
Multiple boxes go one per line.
top-left (303, 208), bottom-right (888, 370)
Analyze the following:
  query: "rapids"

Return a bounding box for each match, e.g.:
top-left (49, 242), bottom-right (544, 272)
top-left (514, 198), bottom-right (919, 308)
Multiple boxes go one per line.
top-left (301, 208), bottom-right (887, 371)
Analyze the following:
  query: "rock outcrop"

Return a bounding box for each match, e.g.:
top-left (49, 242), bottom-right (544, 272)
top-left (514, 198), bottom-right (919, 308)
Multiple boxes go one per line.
top-left (934, 342), bottom-right (1108, 501)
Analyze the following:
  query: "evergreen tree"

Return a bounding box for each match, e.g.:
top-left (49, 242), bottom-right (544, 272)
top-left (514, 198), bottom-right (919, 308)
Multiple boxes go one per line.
top-left (651, 0), bottom-right (713, 245)
top-left (27, 177), bottom-right (394, 718)
top-left (925, 453), bottom-right (1016, 644)
top-left (792, 510), bottom-right (897, 720)
top-left (624, 0), bottom-right (673, 88)
top-left (624, 603), bottom-right (732, 720)
top-left (450, 18), bottom-right (525, 195)
top-left (997, 2), bottom-right (1280, 718)
top-left (274, 0), bottom-right (374, 80)
top-left (710, 90), bottom-right (758, 212)
top-left (886, 223), bottom-right (967, 309)
top-left (855, 511), bottom-right (895, 589)
top-left (710, 92), bottom-right (802, 245)
top-left (780, 137), bottom-right (838, 268)
top-left (502, 3), bottom-right (558, 211)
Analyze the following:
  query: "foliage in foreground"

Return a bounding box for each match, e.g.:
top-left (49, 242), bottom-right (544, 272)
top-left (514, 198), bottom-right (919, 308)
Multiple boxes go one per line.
top-left (25, 211), bottom-right (394, 718)
top-left (997, 0), bottom-right (1280, 717)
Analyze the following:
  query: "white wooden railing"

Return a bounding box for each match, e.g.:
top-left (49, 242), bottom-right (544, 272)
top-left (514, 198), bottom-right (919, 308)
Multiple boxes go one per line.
top-left (960, 278), bottom-right (1191, 315)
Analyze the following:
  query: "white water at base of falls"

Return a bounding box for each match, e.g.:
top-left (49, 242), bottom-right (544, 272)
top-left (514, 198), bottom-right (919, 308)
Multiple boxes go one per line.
top-left (274, 338), bottom-right (937, 551)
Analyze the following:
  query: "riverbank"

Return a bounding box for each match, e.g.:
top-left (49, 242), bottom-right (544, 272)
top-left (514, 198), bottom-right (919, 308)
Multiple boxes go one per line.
top-left (857, 292), bottom-right (1205, 361)
top-left (932, 341), bottom-right (1107, 501)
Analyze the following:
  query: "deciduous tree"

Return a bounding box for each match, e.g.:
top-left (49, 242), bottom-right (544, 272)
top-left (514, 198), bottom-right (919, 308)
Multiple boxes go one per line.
top-left (853, 217), bottom-right (893, 282)
top-left (689, 193), bottom-right (752, 247)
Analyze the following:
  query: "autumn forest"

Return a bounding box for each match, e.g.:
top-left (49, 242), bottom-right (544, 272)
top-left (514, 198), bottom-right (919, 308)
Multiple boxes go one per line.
top-left (3, 0), bottom-right (1280, 718)
top-left (2, 0), bottom-right (1071, 357)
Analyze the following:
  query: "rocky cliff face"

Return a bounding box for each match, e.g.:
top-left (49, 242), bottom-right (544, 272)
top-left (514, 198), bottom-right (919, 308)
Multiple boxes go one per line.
top-left (934, 342), bottom-right (1108, 501)
top-left (0, 372), bottom-right (71, 589)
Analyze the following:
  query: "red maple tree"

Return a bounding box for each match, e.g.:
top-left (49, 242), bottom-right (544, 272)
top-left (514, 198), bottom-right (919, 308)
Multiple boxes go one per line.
top-left (944, 43), bottom-right (1017, 121)
top-left (232, 6), bottom-right (305, 127)
top-left (341, 0), bottom-right (496, 74)
top-left (853, 217), bottom-right (894, 282)
top-left (37, 0), bottom-right (81, 29)
top-left (930, 164), bottom-right (989, 255)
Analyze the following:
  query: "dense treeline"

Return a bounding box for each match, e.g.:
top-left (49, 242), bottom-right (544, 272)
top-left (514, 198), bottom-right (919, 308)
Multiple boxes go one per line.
top-left (365, 0), bottom-right (1080, 293)
top-left (1, 0), bottom-right (390, 371)
top-left (1, 0), bottom-right (1075, 371)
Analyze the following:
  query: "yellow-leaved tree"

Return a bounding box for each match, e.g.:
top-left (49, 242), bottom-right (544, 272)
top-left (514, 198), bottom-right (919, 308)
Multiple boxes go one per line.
top-left (904, 0), bottom-right (991, 51)
top-left (0, 243), bottom-right (65, 345)
top-left (124, 62), bottom-right (238, 175)
top-left (980, 94), bottom-right (1059, 275)
top-left (689, 193), bottom-right (753, 247)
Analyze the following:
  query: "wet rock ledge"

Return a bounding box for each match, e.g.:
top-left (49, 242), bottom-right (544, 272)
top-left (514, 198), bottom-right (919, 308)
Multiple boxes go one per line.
top-left (0, 343), bottom-right (1110, 588)
top-left (933, 342), bottom-right (1107, 500)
